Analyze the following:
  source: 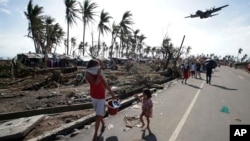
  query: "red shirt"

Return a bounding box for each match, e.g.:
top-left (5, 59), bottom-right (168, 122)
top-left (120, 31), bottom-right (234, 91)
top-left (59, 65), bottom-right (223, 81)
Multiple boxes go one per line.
top-left (87, 74), bottom-right (105, 99)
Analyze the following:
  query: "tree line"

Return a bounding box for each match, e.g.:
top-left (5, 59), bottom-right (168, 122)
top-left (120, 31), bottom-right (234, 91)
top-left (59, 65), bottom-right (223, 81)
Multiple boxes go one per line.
top-left (24, 0), bottom-right (193, 63)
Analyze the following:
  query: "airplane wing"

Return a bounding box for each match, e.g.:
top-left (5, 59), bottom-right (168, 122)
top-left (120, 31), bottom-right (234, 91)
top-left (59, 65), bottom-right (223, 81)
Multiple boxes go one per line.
top-left (210, 4), bottom-right (229, 13)
top-left (209, 14), bottom-right (218, 17)
top-left (184, 14), bottom-right (199, 18)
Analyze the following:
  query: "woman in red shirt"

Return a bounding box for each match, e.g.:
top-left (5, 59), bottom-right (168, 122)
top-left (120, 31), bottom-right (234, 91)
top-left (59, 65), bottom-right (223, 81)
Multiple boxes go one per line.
top-left (182, 60), bottom-right (190, 84)
top-left (85, 59), bottom-right (116, 141)
top-left (248, 63), bottom-right (250, 73)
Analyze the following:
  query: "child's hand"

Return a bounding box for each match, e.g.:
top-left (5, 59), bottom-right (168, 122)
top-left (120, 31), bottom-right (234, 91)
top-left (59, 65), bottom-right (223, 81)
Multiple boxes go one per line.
top-left (134, 94), bottom-right (139, 98)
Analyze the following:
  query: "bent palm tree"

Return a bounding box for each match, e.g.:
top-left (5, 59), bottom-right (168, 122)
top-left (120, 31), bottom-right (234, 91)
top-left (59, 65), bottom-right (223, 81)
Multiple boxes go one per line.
top-left (137, 34), bottom-right (146, 58)
top-left (51, 23), bottom-right (65, 53)
top-left (65, 0), bottom-right (79, 55)
top-left (110, 11), bottom-right (133, 58)
top-left (24, 0), bottom-right (44, 53)
top-left (109, 22), bottom-right (119, 58)
top-left (119, 11), bottom-right (133, 33)
top-left (97, 9), bottom-right (112, 56)
top-left (79, 0), bottom-right (98, 56)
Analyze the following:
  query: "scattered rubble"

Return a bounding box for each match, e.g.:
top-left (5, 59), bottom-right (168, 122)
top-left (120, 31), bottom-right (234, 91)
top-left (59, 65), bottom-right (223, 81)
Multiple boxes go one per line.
top-left (0, 61), bottom-right (176, 140)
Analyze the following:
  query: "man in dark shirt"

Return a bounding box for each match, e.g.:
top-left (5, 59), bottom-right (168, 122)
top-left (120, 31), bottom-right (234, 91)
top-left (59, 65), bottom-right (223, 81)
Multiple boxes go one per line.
top-left (206, 66), bottom-right (213, 84)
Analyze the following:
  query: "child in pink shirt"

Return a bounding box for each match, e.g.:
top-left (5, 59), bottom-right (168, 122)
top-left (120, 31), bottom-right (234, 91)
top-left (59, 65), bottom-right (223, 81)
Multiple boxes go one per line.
top-left (135, 88), bottom-right (153, 133)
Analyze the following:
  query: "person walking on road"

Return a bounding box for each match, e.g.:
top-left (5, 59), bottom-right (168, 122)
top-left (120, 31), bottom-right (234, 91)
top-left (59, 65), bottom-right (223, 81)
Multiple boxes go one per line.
top-left (85, 59), bottom-right (116, 141)
top-left (190, 63), bottom-right (196, 78)
top-left (248, 63), bottom-right (250, 74)
top-left (135, 88), bottom-right (153, 133)
top-left (195, 62), bottom-right (202, 79)
top-left (182, 60), bottom-right (190, 84)
top-left (205, 65), bottom-right (213, 84)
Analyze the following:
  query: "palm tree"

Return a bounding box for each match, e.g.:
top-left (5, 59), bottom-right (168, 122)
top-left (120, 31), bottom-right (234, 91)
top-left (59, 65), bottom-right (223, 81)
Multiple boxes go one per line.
top-left (237, 48), bottom-right (243, 62)
top-left (151, 47), bottom-right (156, 59)
top-left (132, 29), bottom-right (140, 56)
top-left (144, 46), bottom-right (151, 58)
top-left (110, 11), bottom-right (133, 58)
top-left (44, 16), bottom-right (55, 53)
top-left (119, 11), bottom-right (133, 33)
top-left (52, 23), bottom-right (65, 53)
top-left (70, 37), bottom-right (76, 55)
top-left (79, 0), bottom-right (98, 56)
top-left (137, 34), bottom-right (146, 58)
top-left (185, 46), bottom-right (192, 58)
top-left (25, 1), bottom-right (64, 54)
top-left (43, 16), bottom-right (65, 65)
top-left (114, 42), bottom-right (119, 57)
top-left (161, 36), bottom-right (175, 68)
top-left (65, 0), bottom-right (79, 55)
top-left (156, 48), bottom-right (161, 58)
top-left (24, 0), bottom-right (44, 53)
top-left (97, 9), bottom-right (112, 56)
top-left (78, 42), bottom-right (84, 56)
top-left (109, 22), bottom-right (119, 58)
top-left (119, 11), bottom-right (133, 55)
top-left (241, 54), bottom-right (248, 63)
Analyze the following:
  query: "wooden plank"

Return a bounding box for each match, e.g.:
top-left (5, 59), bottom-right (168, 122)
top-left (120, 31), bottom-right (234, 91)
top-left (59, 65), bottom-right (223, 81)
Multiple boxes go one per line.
top-left (0, 115), bottom-right (45, 140)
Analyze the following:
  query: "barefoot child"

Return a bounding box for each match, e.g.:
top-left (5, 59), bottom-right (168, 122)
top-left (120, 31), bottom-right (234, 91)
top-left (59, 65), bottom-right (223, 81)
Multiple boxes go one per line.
top-left (135, 88), bottom-right (153, 133)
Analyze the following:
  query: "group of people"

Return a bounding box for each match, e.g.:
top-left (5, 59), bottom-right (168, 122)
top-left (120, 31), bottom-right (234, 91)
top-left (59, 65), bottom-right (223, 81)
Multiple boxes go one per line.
top-left (180, 60), bottom-right (213, 84)
top-left (85, 59), bottom-right (153, 141)
top-left (86, 58), bottom-right (249, 140)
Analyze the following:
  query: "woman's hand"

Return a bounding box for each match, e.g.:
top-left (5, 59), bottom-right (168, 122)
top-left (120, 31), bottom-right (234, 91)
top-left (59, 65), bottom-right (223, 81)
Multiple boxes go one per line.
top-left (134, 94), bottom-right (139, 98)
top-left (112, 95), bottom-right (116, 99)
top-left (97, 67), bottom-right (101, 75)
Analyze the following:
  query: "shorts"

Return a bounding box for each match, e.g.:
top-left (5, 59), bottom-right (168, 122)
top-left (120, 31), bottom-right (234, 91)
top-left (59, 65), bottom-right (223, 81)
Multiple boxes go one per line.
top-left (91, 98), bottom-right (105, 116)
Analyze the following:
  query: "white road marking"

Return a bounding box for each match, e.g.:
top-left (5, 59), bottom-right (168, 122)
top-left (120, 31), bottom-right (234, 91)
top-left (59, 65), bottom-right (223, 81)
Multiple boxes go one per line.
top-left (238, 75), bottom-right (244, 79)
top-left (168, 81), bottom-right (205, 141)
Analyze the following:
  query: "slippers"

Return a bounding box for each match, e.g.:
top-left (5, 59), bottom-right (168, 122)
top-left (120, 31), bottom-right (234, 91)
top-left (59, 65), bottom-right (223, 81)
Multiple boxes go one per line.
top-left (101, 125), bottom-right (106, 132)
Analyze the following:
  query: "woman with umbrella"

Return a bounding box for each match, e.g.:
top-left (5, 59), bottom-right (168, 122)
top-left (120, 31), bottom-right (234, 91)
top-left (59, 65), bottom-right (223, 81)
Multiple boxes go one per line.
top-left (205, 59), bottom-right (217, 84)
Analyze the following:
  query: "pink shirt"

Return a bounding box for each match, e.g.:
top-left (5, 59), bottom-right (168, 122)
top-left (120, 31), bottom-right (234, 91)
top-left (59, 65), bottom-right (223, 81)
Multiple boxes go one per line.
top-left (142, 98), bottom-right (153, 117)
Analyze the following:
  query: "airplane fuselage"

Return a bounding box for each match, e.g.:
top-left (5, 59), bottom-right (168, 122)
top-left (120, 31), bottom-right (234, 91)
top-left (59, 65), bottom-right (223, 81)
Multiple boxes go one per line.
top-left (196, 10), bottom-right (212, 19)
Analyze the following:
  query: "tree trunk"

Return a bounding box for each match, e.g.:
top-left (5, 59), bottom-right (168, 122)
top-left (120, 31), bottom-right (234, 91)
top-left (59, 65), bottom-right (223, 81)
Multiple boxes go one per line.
top-left (82, 19), bottom-right (86, 56)
top-left (67, 22), bottom-right (70, 55)
top-left (97, 31), bottom-right (101, 56)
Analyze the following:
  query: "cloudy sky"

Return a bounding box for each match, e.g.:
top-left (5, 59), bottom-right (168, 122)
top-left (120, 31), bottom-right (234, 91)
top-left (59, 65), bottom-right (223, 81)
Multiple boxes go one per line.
top-left (0, 0), bottom-right (250, 59)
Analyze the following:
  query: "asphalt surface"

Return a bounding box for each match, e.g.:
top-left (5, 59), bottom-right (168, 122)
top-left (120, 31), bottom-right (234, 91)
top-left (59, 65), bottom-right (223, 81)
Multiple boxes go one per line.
top-left (64, 66), bottom-right (250, 141)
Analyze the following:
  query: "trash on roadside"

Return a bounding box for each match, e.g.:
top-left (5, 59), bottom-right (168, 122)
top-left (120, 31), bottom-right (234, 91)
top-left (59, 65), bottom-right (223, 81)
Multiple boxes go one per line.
top-left (56, 135), bottom-right (70, 140)
top-left (132, 104), bottom-right (140, 109)
top-left (123, 127), bottom-right (131, 132)
top-left (123, 115), bottom-right (140, 128)
top-left (152, 93), bottom-right (158, 97)
top-left (153, 101), bottom-right (159, 104)
top-left (70, 129), bottom-right (81, 137)
top-left (84, 125), bottom-right (91, 129)
top-left (220, 106), bottom-right (229, 113)
top-left (234, 117), bottom-right (242, 122)
top-left (107, 124), bottom-right (114, 130)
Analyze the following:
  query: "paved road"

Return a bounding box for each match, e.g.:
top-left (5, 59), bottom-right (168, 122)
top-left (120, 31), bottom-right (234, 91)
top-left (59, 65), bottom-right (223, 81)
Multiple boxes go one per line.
top-left (65, 66), bottom-right (250, 141)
